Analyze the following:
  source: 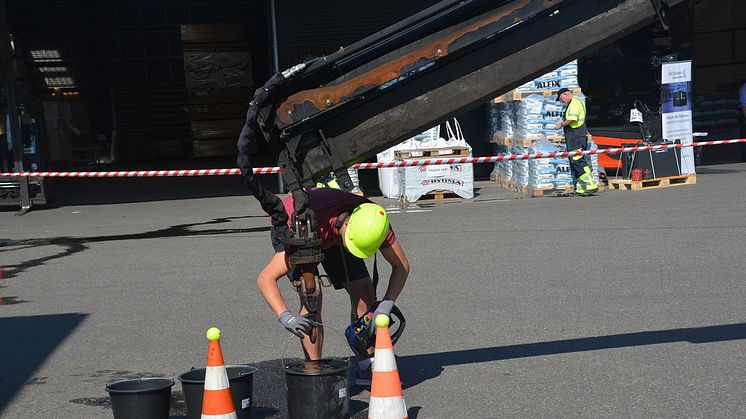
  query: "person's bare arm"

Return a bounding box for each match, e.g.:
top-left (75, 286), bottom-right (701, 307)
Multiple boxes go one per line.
top-left (378, 240), bottom-right (410, 302)
top-left (257, 251), bottom-right (292, 316)
top-left (555, 119), bottom-right (574, 129)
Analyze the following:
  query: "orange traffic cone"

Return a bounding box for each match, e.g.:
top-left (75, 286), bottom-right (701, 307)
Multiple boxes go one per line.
top-left (368, 315), bottom-right (408, 419)
top-left (201, 327), bottom-right (237, 419)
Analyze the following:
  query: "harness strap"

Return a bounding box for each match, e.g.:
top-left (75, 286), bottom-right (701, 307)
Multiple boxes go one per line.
top-left (335, 211), bottom-right (350, 229)
top-left (335, 203), bottom-right (379, 322)
top-left (372, 253), bottom-right (379, 299)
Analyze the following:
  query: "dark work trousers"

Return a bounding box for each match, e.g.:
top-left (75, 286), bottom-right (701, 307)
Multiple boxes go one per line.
top-left (564, 125), bottom-right (590, 181)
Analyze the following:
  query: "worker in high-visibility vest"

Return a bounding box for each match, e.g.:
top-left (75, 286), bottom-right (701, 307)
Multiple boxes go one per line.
top-left (554, 88), bottom-right (599, 195)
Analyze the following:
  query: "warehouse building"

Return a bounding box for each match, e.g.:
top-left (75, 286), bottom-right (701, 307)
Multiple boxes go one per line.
top-left (1, 0), bottom-right (744, 202)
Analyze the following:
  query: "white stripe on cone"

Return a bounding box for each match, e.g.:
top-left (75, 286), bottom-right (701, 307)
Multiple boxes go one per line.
top-left (201, 413), bottom-right (238, 419)
top-left (204, 365), bottom-right (230, 391)
top-left (368, 396), bottom-right (408, 419)
top-left (372, 348), bottom-right (396, 372)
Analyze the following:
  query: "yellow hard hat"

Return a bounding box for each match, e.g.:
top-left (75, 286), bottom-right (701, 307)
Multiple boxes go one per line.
top-left (344, 203), bottom-right (389, 258)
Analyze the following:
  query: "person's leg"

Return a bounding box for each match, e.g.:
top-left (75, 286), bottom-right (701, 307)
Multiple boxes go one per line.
top-left (580, 135), bottom-right (599, 190)
top-left (342, 277), bottom-right (377, 384)
top-left (271, 228), bottom-right (323, 360)
top-left (344, 277), bottom-right (376, 319)
top-left (321, 245), bottom-right (378, 379)
top-left (344, 277), bottom-right (377, 368)
top-left (566, 132), bottom-right (590, 193)
top-left (321, 245), bottom-right (375, 316)
top-left (570, 153), bottom-right (589, 192)
top-left (297, 285), bottom-right (323, 360)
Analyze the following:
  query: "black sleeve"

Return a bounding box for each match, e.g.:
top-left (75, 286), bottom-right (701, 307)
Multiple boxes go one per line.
top-left (236, 74), bottom-right (288, 229)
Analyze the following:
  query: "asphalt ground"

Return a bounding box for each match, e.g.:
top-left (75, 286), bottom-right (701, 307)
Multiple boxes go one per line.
top-left (1, 163), bottom-right (745, 418)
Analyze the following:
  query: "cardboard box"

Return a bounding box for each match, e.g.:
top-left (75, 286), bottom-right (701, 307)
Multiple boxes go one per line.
top-left (184, 51), bottom-right (253, 91)
top-left (187, 88), bottom-right (253, 105)
top-left (192, 138), bottom-right (236, 158)
top-left (190, 119), bottom-right (245, 140)
top-left (192, 137), bottom-right (256, 158)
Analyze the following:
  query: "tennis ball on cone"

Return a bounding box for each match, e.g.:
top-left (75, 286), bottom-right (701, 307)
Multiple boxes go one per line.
top-left (206, 327), bottom-right (221, 341)
top-left (375, 314), bottom-right (389, 329)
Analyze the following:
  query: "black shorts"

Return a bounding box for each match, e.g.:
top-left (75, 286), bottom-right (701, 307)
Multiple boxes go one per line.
top-left (271, 228), bottom-right (370, 290)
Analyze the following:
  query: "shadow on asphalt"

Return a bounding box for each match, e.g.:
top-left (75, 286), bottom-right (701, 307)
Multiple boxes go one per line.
top-left (0, 216), bottom-right (269, 280)
top-left (56, 324), bottom-right (746, 417)
top-left (0, 313), bottom-right (88, 415)
top-left (29, 155), bottom-right (286, 208)
top-left (397, 322), bottom-right (746, 388)
top-left (245, 358), bottom-right (419, 419)
top-left (35, 175), bottom-right (280, 208)
top-left (695, 167), bottom-right (746, 175)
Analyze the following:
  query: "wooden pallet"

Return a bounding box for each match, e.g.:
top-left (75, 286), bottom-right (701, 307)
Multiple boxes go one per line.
top-left (493, 177), bottom-right (515, 190)
top-left (394, 146), bottom-right (470, 160)
top-left (499, 179), bottom-right (514, 190)
top-left (407, 190), bottom-right (464, 203)
top-left (492, 87), bottom-right (582, 104)
top-left (525, 186), bottom-right (559, 197)
top-left (526, 185), bottom-right (582, 197)
top-left (490, 135), bottom-right (564, 147)
top-left (499, 181), bottom-right (605, 197)
top-left (608, 174), bottom-right (696, 191)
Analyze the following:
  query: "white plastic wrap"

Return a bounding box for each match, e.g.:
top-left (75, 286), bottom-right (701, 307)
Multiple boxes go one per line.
top-left (377, 126), bottom-right (440, 198)
top-left (398, 163), bottom-right (475, 202)
top-left (378, 119), bottom-right (473, 200)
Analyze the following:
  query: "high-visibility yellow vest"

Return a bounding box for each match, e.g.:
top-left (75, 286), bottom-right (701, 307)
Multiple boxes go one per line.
top-left (316, 177), bottom-right (340, 189)
top-left (565, 96), bottom-right (586, 129)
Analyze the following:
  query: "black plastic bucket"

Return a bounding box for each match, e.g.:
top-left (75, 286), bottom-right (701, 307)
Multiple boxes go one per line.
top-left (284, 358), bottom-right (349, 419)
top-left (178, 364), bottom-right (258, 419)
top-left (105, 377), bottom-right (174, 419)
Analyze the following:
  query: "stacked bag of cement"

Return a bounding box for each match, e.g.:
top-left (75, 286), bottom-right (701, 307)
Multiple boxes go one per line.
top-left (485, 103), bottom-right (503, 181)
top-left (494, 148), bottom-right (512, 182)
top-left (514, 95), bottom-right (565, 139)
top-left (552, 157), bottom-right (573, 190)
top-left (527, 139), bottom-right (556, 189)
top-left (510, 146), bottom-right (529, 187)
top-left (587, 138), bottom-right (600, 184)
top-left (515, 60), bottom-right (579, 92)
top-left (498, 103), bottom-right (517, 139)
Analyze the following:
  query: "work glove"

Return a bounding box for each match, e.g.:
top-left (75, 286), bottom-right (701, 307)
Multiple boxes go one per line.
top-left (278, 310), bottom-right (317, 338)
top-left (369, 298), bottom-right (395, 336)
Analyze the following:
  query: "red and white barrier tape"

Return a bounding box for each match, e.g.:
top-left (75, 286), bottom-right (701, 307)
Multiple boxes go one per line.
top-left (2, 138), bottom-right (745, 178)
